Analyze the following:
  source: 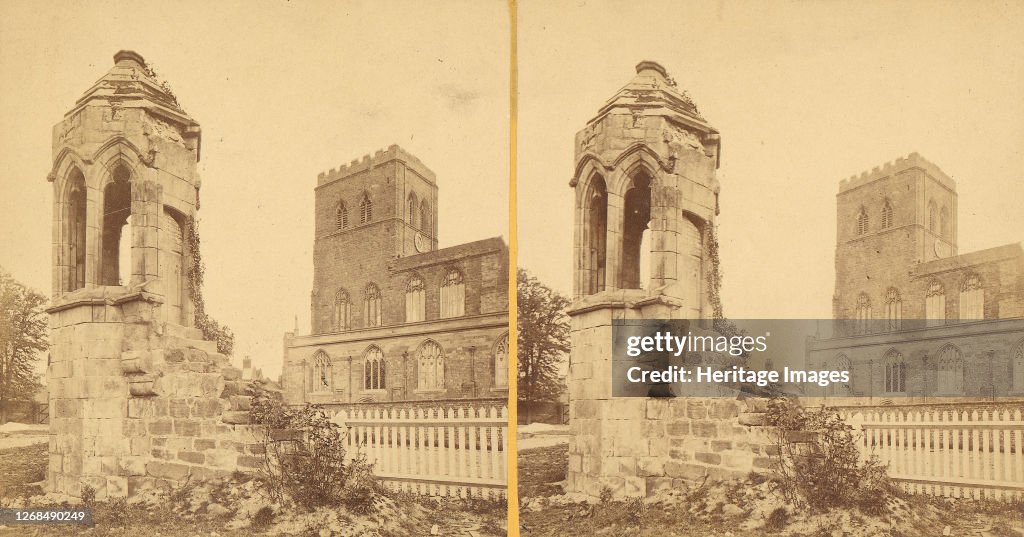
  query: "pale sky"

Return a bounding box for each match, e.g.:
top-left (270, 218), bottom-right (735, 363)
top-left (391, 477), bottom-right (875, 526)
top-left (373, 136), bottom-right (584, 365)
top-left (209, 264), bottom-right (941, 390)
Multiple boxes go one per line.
top-left (0, 0), bottom-right (510, 378)
top-left (517, 0), bottom-right (1024, 319)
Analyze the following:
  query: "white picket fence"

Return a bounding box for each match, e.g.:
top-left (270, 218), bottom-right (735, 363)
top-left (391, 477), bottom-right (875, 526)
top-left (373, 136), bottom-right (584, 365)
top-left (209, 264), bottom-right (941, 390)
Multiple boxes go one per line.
top-left (330, 403), bottom-right (508, 499)
top-left (838, 405), bottom-right (1024, 500)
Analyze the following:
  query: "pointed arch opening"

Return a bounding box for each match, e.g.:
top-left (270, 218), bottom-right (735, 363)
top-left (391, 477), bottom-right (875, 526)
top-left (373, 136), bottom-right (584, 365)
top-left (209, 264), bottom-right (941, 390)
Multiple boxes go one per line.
top-left (883, 349), bottom-right (906, 394)
top-left (334, 288), bottom-right (351, 331)
top-left (855, 292), bottom-right (872, 334)
top-left (363, 283), bottom-right (382, 327)
top-left (936, 344), bottom-right (964, 394)
top-left (336, 201), bottom-right (348, 230)
top-left (359, 193), bottom-right (373, 224)
top-left (101, 164), bottom-right (133, 286)
top-left (881, 199), bottom-right (894, 229)
top-left (926, 280), bottom-right (946, 327)
top-left (584, 173), bottom-right (607, 295)
top-left (856, 206), bottom-right (869, 236)
top-left (621, 169), bottom-right (652, 290)
top-left (885, 287), bottom-right (902, 331)
top-left (64, 167), bottom-right (87, 291)
top-left (959, 273), bottom-right (983, 321)
top-left (407, 192), bottom-right (419, 228)
top-left (417, 340), bottom-right (445, 391)
top-left (440, 268), bottom-right (465, 318)
top-left (940, 205), bottom-right (950, 239)
top-left (310, 350), bottom-right (332, 393)
top-left (363, 346), bottom-right (386, 391)
top-left (405, 275), bottom-right (425, 323)
top-left (494, 333), bottom-right (509, 388)
top-left (420, 199), bottom-right (431, 235)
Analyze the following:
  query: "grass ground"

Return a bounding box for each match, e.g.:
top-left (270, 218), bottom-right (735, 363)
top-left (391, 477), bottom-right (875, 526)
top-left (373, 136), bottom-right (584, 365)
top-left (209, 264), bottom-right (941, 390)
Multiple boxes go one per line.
top-left (0, 442), bottom-right (505, 537)
top-left (518, 444), bottom-right (1024, 537)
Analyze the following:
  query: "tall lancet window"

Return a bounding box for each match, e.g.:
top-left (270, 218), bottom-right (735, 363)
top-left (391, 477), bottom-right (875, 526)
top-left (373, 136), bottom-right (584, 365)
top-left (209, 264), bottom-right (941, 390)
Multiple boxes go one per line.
top-left (439, 269), bottom-right (465, 318)
top-left (66, 168), bottom-right (87, 291)
top-left (405, 276), bottom-right (425, 322)
top-left (855, 292), bottom-right (872, 334)
top-left (364, 283), bottom-right (382, 327)
top-left (585, 174), bottom-right (607, 294)
top-left (334, 289), bottom-right (351, 331)
top-left (310, 350), bottom-right (332, 393)
top-left (621, 171), bottom-right (652, 290)
top-left (420, 200), bottom-right (431, 235)
top-left (925, 281), bottom-right (946, 327)
top-left (885, 287), bottom-right (902, 331)
top-left (101, 164), bottom-right (132, 286)
top-left (880, 200), bottom-right (894, 229)
top-left (494, 333), bottom-right (509, 388)
top-left (407, 192), bottom-right (419, 227)
top-left (1013, 341), bottom-right (1024, 393)
top-left (359, 193), bottom-right (373, 224)
top-left (959, 274), bottom-right (983, 321)
top-left (940, 206), bottom-right (950, 239)
top-left (417, 340), bottom-right (445, 391)
top-left (363, 346), bottom-right (386, 391)
top-left (936, 345), bottom-right (964, 394)
top-left (884, 350), bottom-right (906, 393)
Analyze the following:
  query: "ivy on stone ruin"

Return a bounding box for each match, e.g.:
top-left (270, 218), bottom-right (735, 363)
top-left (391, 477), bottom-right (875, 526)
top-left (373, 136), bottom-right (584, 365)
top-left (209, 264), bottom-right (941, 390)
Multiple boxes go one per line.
top-left (705, 223), bottom-right (745, 351)
top-left (184, 215), bottom-right (234, 356)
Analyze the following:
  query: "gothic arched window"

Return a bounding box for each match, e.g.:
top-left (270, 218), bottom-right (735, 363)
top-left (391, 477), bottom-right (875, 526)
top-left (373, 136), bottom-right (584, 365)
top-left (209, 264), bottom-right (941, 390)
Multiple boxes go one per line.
top-left (334, 289), bottom-right (351, 331)
top-left (439, 268), bottom-right (465, 318)
top-left (928, 199), bottom-right (938, 233)
top-left (885, 287), bottom-right (902, 331)
top-left (494, 333), bottom-right (509, 388)
top-left (959, 274), bottom-right (983, 321)
top-left (336, 202), bottom-right (348, 230)
top-left (407, 192), bottom-right (419, 227)
top-left (926, 280), bottom-right (946, 327)
top-left (883, 350), bottom-right (906, 394)
top-left (364, 283), bottom-right (382, 327)
top-left (940, 206), bottom-right (950, 239)
top-left (101, 164), bottom-right (133, 286)
top-left (405, 275), bottom-right (425, 323)
top-left (420, 199), bottom-right (431, 234)
top-left (881, 200), bottom-right (894, 229)
top-left (856, 207), bottom-right (869, 236)
top-left (585, 174), bottom-right (607, 295)
top-left (65, 168), bottom-right (87, 291)
top-left (363, 346), bottom-right (386, 391)
top-left (936, 345), bottom-right (964, 394)
top-left (311, 350), bottom-right (332, 392)
top-left (855, 293), bottom-right (872, 334)
top-left (417, 340), bottom-right (444, 391)
top-left (834, 355), bottom-right (852, 396)
top-left (1013, 340), bottom-right (1024, 393)
top-left (621, 170), bottom-right (652, 289)
top-left (359, 193), bottom-right (373, 224)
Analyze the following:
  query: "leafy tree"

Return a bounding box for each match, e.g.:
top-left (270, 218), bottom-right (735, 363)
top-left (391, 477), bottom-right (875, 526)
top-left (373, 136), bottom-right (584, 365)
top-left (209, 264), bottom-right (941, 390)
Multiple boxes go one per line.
top-left (0, 268), bottom-right (47, 422)
top-left (517, 268), bottom-right (570, 423)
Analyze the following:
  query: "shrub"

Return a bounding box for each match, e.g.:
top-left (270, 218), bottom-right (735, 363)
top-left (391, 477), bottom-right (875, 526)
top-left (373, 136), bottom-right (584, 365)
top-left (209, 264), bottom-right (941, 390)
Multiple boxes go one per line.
top-left (250, 387), bottom-right (382, 511)
top-left (765, 397), bottom-right (895, 514)
top-left (251, 505), bottom-right (275, 529)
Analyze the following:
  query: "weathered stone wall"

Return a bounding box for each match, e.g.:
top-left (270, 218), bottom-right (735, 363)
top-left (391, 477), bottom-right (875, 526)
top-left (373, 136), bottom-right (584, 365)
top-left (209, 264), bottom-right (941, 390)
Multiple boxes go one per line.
top-left (568, 397), bottom-right (772, 498)
top-left (48, 302), bottom-right (263, 499)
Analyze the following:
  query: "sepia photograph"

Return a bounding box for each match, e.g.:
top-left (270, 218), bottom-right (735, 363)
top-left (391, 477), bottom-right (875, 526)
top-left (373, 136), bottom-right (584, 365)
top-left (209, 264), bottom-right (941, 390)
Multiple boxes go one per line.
top-left (515, 1), bottom-right (1024, 536)
top-left (0, 1), bottom-right (511, 536)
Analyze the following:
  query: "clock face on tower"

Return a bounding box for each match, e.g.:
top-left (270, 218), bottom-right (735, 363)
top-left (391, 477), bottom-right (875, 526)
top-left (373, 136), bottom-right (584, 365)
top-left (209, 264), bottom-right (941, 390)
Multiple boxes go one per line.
top-left (415, 232), bottom-right (429, 253)
top-left (933, 238), bottom-right (950, 259)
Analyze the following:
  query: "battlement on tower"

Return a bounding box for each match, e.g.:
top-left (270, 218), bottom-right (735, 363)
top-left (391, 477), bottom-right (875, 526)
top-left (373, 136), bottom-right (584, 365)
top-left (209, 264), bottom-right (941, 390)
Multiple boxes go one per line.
top-left (838, 152), bottom-right (956, 194)
top-left (316, 144), bottom-right (436, 187)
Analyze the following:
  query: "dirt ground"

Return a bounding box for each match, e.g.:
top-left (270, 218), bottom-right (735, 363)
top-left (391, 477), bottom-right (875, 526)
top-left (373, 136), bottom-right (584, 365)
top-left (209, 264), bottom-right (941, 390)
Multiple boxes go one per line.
top-left (0, 442), bottom-right (506, 537)
top-left (518, 444), bottom-right (1024, 537)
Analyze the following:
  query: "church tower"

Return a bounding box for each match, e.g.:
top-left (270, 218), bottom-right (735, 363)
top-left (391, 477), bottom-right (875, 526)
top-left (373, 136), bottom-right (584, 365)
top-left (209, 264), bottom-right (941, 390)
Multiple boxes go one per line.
top-left (566, 61), bottom-right (722, 497)
top-left (832, 153), bottom-right (958, 327)
top-left (310, 146), bottom-right (439, 334)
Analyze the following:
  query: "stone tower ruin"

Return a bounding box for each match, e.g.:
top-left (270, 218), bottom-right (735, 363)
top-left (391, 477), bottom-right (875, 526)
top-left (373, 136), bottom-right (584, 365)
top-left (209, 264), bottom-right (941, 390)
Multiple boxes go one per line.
top-left (566, 62), bottom-right (771, 498)
top-left (46, 51), bottom-right (260, 499)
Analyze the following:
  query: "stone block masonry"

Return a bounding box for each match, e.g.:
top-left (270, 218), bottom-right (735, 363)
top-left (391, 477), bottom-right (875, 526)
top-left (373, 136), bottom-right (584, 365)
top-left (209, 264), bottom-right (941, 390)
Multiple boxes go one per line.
top-left (47, 305), bottom-right (265, 499)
